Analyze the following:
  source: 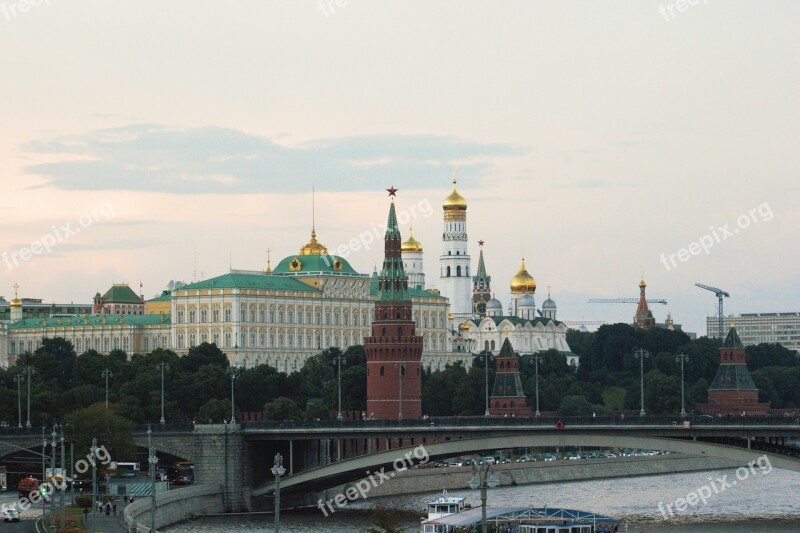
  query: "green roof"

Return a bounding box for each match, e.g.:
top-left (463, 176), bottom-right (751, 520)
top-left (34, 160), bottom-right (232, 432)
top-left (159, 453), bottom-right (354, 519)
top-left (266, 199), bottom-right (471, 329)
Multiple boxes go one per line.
top-left (9, 314), bottom-right (170, 330)
top-left (272, 254), bottom-right (359, 275)
top-left (101, 284), bottom-right (142, 304)
top-left (709, 363), bottom-right (757, 390)
top-left (723, 327), bottom-right (744, 349)
top-left (178, 272), bottom-right (320, 292)
top-left (147, 290), bottom-right (172, 303)
top-left (369, 277), bottom-right (446, 301)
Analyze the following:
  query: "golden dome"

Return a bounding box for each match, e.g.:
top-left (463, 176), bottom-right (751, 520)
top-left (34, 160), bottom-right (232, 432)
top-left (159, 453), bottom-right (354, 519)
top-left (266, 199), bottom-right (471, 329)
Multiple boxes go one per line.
top-left (443, 177), bottom-right (467, 211)
top-left (299, 229), bottom-right (328, 256)
top-left (10, 283), bottom-right (21, 308)
top-left (639, 278), bottom-right (646, 289)
top-left (510, 258), bottom-right (536, 294)
top-left (401, 228), bottom-right (423, 253)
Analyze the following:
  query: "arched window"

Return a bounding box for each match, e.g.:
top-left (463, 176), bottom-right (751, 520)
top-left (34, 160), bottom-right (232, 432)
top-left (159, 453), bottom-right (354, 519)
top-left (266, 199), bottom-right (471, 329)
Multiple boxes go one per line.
top-left (446, 266), bottom-right (451, 277)
top-left (456, 265), bottom-right (461, 277)
top-left (380, 366), bottom-right (384, 376)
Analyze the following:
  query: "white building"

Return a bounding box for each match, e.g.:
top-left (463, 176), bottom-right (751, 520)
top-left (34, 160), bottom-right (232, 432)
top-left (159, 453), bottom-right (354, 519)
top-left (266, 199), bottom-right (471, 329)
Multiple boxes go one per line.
top-left (439, 174), bottom-right (473, 324)
top-left (707, 313), bottom-right (800, 352)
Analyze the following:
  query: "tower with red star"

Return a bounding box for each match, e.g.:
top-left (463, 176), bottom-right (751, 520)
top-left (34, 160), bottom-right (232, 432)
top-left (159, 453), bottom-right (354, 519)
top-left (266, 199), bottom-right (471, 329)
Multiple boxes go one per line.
top-left (364, 187), bottom-right (423, 420)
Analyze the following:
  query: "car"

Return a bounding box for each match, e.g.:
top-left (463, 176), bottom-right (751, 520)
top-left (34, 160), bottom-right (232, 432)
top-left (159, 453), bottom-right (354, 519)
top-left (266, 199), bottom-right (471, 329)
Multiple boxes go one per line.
top-left (516, 455), bottom-right (532, 463)
top-left (543, 454), bottom-right (556, 462)
top-left (2, 508), bottom-right (20, 522)
top-left (568, 454), bottom-right (582, 460)
top-left (481, 456), bottom-right (496, 465)
top-left (499, 458), bottom-right (511, 464)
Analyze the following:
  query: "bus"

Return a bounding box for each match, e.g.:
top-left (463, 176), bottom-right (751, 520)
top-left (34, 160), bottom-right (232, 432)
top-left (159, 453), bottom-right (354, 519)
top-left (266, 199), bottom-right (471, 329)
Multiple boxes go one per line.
top-left (111, 462), bottom-right (141, 478)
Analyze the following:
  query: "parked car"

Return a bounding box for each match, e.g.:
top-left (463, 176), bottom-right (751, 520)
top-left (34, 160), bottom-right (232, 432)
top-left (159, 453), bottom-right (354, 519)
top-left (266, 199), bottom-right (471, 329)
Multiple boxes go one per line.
top-left (2, 508), bottom-right (20, 522)
top-left (516, 455), bottom-right (533, 463)
top-left (482, 456), bottom-right (496, 465)
top-left (543, 454), bottom-right (557, 462)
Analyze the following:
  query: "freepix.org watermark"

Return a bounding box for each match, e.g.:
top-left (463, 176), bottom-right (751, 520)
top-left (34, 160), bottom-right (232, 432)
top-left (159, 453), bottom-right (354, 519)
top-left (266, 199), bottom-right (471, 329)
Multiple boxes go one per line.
top-left (660, 201), bottom-right (773, 271)
top-left (657, 454), bottom-right (772, 519)
top-left (0, 445), bottom-right (112, 513)
top-left (323, 197), bottom-right (433, 264)
top-left (2, 202), bottom-right (116, 271)
top-left (659, 0), bottom-right (708, 22)
top-left (317, 444), bottom-right (430, 516)
top-left (1, 0), bottom-right (50, 22)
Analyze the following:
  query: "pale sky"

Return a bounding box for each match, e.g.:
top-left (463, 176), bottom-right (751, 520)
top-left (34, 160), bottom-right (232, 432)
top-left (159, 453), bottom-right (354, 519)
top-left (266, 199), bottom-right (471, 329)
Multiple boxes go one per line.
top-left (1, 1), bottom-right (798, 335)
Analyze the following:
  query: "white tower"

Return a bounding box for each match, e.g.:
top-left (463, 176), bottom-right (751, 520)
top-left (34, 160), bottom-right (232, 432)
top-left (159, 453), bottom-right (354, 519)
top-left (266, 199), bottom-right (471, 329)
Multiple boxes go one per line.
top-left (439, 168), bottom-right (472, 324)
top-left (542, 289), bottom-right (557, 321)
top-left (402, 227), bottom-right (425, 289)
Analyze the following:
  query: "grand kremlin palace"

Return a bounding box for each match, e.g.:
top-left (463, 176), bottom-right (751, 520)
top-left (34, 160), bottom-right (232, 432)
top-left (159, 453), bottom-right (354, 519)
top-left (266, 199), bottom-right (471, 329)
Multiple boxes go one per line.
top-left (1, 178), bottom-right (575, 370)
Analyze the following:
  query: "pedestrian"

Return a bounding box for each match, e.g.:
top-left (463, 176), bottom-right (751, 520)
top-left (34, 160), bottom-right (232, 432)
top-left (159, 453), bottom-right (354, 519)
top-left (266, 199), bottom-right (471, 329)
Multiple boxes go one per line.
top-left (113, 503), bottom-right (117, 516)
top-left (83, 507), bottom-right (89, 520)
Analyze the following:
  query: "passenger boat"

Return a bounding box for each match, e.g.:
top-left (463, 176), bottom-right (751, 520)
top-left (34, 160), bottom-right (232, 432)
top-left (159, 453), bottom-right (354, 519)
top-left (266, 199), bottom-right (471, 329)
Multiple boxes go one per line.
top-left (421, 497), bottom-right (623, 533)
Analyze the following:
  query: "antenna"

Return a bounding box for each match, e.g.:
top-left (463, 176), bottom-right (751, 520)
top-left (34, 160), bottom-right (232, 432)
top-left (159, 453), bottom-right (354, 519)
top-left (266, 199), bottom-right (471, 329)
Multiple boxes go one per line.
top-left (312, 186), bottom-right (316, 233)
top-left (193, 250), bottom-right (198, 282)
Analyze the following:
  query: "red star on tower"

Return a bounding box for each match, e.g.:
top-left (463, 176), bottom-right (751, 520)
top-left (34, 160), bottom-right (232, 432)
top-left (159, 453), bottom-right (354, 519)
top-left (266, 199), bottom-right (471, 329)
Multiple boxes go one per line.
top-left (478, 240), bottom-right (485, 246)
top-left (386, 186), bottom-right (398, 197)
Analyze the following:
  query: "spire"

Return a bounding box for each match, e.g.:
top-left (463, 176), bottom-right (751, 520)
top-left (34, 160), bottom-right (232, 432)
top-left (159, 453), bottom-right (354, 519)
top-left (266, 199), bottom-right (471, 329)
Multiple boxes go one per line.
top-left (384, 186), bottom-right (400, 239)
top-left (266, 249), bottom-right (272, 273)
top-left (634, 276), bottom-right (655, 329)
top-left (476, 241), bottom-right (487, 278)
top-left (377, 187), bottom-right (408, 302)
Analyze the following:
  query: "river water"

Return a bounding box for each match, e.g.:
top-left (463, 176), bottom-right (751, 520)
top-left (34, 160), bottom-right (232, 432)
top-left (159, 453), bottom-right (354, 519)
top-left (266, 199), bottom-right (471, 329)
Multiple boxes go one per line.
top-left (165, 467), bottom-right (800, 532)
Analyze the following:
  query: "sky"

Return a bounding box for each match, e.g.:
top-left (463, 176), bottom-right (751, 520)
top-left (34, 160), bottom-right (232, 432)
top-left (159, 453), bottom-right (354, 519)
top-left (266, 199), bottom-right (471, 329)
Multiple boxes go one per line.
top-left (1, 1), bottom-right (798, 336)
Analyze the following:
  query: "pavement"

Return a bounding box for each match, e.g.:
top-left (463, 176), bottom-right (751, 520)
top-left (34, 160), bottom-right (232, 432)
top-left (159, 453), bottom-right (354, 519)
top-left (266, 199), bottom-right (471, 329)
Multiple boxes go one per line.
top-left (80, 502), bottom-right (129, 533)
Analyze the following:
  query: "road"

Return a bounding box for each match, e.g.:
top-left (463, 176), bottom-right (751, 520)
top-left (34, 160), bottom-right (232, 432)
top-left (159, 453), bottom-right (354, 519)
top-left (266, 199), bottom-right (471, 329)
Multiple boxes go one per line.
top-left (0, 491), bottom-right (52, 533)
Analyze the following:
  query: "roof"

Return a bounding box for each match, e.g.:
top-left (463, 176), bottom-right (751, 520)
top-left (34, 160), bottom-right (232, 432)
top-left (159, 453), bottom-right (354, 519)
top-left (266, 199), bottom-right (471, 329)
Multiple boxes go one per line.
top-left (8, 313), bottom-right (170, 330)
top-left (723, 326), bottom-right (744, 349)
top-left (147, 290), bottom-right (172, 303)
top-left (101, 284), bottom-right (142, 304)
top-left (498, 337), bottom-right (515, 357)
top-left (422, 507), bottom-right (617, 527)
top-left (369, 277), bottom-right (446, 301)
top-left (177, 272), bottom-right (321, 292)
top-left (709, 363), bottom-right (757, 390)
top-left (272, 254), bottom-right (359, 275)
top-left (469, 316), bottom-right (563, 328)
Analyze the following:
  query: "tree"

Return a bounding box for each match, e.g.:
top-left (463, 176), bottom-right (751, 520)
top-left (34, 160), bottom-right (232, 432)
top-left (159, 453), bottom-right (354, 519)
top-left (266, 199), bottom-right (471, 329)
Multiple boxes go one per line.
top-left (264, 397), bottom-right (304, 421)
top-left (558, 395), bottom-right (594, 417)
top-left (198, 398), bottom-right (239, 423)
top-left (64, 403), bottom-right (135, 461)
top-left (180, 343), bottom-right (229, 373)
top-left (746, 343), bottom-right (800, 371)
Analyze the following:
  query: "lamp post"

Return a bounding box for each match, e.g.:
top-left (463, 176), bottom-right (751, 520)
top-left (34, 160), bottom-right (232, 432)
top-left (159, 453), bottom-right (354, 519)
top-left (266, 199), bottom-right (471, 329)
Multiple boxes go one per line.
top-left (156, 362), bottom-right (169, 424)
top-left (13, 373), bottom-right (23, 428)
top-left (333, 351), bottom-right (344, 421)
top-left (90, 437), bottom-right (98, 533)
top-left (531, 355), bottom-right (542, 417)
top-left (676, 353), bottom-right (689, 417)
top-left (468, 461), bottom-right (500, 533)
top-left (633, 349), bottom-right (649, 417)
top-left (271, 453), bottom-right (287, 533)
top-left (100, 369), bottom-right (113, 410)
top-left (393, 362), bottom-right (406, 421)
top-left (478, 351), bottom-right (493, 417)
top-left (60, 433), bottom-right (65, 531)
top-left (147, 425), bottom-right (159, 533)
top-left (228, 365), bottom-right (238, 424)
top-left (41, 428), bottom-right (46, 523)
top-left (25, 366), bottom-right (35, 428)
top-left (50, 425), bottom-right (57, 532)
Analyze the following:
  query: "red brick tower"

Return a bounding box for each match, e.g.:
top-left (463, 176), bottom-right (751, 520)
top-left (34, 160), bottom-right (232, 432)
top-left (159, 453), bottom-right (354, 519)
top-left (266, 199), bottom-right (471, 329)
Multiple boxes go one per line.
top-left (634, 278), bottom-right (656, 329)
top-left (365, 187), bottom-right (423, 420)
top-left (699, 326), bottom-right (770, 416)
top-left (489, 338), bottom-right (532, 417)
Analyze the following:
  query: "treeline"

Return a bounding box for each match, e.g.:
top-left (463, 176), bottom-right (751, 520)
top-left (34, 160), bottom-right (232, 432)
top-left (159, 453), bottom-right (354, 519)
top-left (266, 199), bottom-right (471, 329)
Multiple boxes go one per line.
top-left (421, 324), bottom-right (800, 417)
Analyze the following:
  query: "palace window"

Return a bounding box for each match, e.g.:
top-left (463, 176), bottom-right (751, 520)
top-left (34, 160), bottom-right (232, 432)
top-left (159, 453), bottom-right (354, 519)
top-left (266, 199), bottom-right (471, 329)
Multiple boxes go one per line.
top-left (177, 334), bottom-right (185, 349)
top-left (224, 308), bottom-right (231, 322)
top-left (189, 333), bottom-right (196, 347)
top-left (225, 332), bottom-right (231, 348)
top-left (177, 310), bottom-right (184, 324)
top-left (213, 309), bottom-right (220, 323)
top-left (201, 309), bottom-right (208, 323)
top-left (142, 337), bottom-right (149, 352)
top-left (260, 333), bottom-right (265, 347)
top-left (250, 308), bottom-right (256, 322)
top-left (189, 309), bottom-right (196, 323)
top-left (213, 333), bottom-right (219, 345)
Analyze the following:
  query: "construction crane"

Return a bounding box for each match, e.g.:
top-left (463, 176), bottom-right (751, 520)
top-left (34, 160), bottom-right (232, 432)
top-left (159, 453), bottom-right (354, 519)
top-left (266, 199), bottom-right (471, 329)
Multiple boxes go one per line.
top-left (562, 320), bottom-right (608, 331)
top-left (588, 298), bottom-right (668, 305)
top-left (695, 283), bottom-right (730, 340)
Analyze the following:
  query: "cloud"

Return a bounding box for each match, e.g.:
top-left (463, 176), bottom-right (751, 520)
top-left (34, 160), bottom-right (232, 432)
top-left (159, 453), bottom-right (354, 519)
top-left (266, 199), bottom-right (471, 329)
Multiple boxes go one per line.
top-left (22, 124), bottom-right (523, 194)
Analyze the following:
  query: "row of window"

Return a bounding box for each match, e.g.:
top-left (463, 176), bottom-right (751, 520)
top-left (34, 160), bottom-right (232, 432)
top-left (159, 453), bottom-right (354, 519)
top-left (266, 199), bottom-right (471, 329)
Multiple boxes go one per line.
top-left (8, 334), bottom-right (167, 355)
top-left (442, 265), bottom-right (470, 277)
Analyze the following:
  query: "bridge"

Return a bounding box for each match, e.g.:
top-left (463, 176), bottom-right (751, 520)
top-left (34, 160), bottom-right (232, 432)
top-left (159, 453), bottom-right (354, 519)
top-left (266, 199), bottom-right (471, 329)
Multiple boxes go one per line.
top-left (2, 417), bottom-right (797, 512)
top-left (131, 416), bottom-right (800, 510)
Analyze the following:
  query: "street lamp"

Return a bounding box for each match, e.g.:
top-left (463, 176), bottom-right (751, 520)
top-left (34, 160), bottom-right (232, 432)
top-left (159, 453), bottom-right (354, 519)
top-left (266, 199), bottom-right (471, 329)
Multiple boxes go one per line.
top-left (676, 353), bottom-right (690, 417)
top-left (468, 461), bottom-right (500, 533)
top-left (156, 362), bottom-right (169, 424)
top-left (271, 453), bottom-right (287, 533)
top-left (60, 433), bottom-right (65, 531)
top-left (477, 351), bottom-right (493, 417)
top-left (531, 355), bottom-right (543, 417)
top-left (90, 437), bottom-right (98, 533)
top-left (50, 425), bottom-right (57, 532)
top-left (333, 351), bottom-right (344, 421)
top-left (393, 362), bottom-right (406, 421)
top-left (25, 366), bottom-right (35, 428)
top-left (13, 373), bottom-right (23, 428)
top-left (228, 365), bottom-right (238, 424)
top-left (633, 349), bottom-right (649, 417)
top-left (101, 369), bottom-right (113, 410)
top-left (147, 425), bottom-right (159, 533)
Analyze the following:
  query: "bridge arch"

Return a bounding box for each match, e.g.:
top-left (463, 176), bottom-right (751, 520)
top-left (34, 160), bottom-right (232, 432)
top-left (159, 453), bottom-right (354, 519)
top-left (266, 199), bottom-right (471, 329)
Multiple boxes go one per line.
top-left (254, 433), bottom-right (800, 496)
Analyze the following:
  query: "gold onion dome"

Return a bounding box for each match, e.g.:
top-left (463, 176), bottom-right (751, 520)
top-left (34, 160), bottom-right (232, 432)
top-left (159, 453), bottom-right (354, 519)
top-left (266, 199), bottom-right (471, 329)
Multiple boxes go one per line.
top-left (401, 228), bottom-right (423, 253)
top-left (10, 283), bottom-right (21, 307)
top-left (510, 258), bottom-right (536, 294)
top-left (299, 229), bottom-right (328, 256)
top-left (443, 177), bottom-right (467, 211)
top-left (639, 278), bottom-right (647, 288)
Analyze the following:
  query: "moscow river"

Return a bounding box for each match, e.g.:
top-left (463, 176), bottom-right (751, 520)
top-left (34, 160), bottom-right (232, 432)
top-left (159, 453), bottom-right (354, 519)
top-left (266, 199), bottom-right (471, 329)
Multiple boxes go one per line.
top-left (166, 467), bottom-right (800, 532)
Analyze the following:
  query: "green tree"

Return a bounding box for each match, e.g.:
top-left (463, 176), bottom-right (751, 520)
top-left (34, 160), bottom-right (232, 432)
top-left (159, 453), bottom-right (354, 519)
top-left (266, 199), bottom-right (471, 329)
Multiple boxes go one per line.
top-left (264, 397), bottom-right (304, 421)
top-left (197, 398), bottom-right (240, 423)
top-left (558, 395), bottom-right (594, 416)
top-left (64, 403), bottom-right (135, 461)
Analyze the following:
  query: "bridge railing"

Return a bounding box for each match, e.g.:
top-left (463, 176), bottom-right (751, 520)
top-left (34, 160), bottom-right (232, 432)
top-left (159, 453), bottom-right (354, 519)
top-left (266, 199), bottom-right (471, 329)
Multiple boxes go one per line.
top-left (133, 422), bottom-right (196, 434)
top-left (241, 414), bottom-right (800, 431)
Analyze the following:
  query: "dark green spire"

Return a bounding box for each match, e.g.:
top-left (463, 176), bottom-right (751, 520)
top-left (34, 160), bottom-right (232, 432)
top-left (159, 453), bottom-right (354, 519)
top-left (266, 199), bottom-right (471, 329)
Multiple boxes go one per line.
top-left (377, 194), bottom-right (409, 302)
top-left (385, 201), bottom-right (400, 239)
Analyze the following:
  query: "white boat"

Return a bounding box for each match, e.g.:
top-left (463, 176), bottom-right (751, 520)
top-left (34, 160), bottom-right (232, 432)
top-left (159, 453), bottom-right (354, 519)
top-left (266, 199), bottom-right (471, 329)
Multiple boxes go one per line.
top-left (423, 489), bottom-right (469, 524)
top-left (421, 504), bottom-right (622, 533)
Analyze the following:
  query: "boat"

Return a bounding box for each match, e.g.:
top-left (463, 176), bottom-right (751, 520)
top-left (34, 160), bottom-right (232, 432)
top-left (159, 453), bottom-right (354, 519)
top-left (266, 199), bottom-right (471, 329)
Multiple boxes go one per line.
top-left (421, 498), bottom-right (623, 533)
